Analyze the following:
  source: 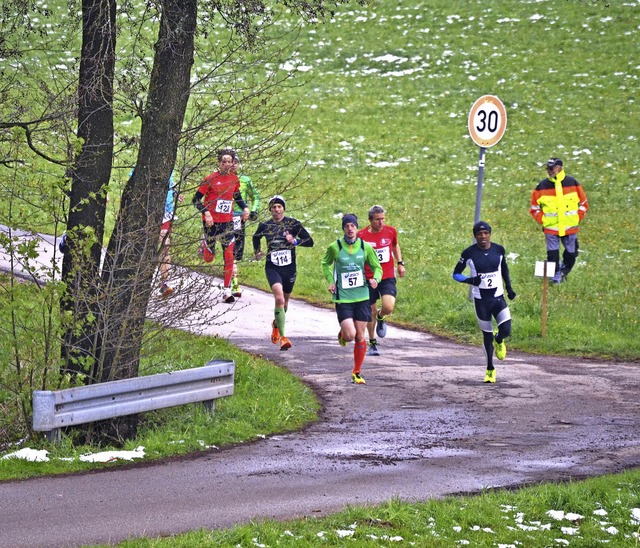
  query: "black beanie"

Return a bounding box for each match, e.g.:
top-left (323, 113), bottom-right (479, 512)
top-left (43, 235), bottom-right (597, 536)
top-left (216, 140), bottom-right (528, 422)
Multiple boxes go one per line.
top-left (342, 213), bottom-right (358, 229)
top-left (473, 221), bottom-right (492, 235)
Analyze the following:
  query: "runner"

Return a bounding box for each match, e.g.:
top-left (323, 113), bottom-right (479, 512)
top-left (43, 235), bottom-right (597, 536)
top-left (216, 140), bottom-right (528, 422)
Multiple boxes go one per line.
top-left (452, 221), bottom-right (516, 383)
top-left (357, 204), bottom-right (406, 356)
top-left (158, 172), bottom-right (184, 298)
top-left (252, 195), bottom-right (314, 351)
top-left (321, 213), bottom-right (382, 384)
top-left (193, 148), bottom-right (250, 303)
top-left (231, 153), bottom-right (260, 298)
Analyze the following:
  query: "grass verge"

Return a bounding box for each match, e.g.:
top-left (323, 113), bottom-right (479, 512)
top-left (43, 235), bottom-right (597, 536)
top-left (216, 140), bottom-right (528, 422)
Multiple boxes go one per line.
top-left (0, 329), bottom-right (320, 481)
top-left (114, 468), bottom-right (640, 547)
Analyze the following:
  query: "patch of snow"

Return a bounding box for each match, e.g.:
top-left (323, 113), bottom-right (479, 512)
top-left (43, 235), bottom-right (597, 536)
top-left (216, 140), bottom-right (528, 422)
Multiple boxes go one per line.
top-left (1, 448), bottom-right (49, 462)
top-left (79, 446), bottom-right (145, 463)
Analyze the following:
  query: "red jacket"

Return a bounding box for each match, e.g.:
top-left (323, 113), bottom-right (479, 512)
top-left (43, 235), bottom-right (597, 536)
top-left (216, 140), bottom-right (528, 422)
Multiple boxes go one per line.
top-left (196, 171), bottom-right (241, 223)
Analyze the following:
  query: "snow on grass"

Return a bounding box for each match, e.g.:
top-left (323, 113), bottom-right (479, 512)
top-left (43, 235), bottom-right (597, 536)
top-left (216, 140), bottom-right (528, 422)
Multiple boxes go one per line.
top-left (78, 446), bottom-right (145, 463)
top-left (1, 448), bottom-right (50, 462)
top-left (2, 446), bottom-right (146, 463)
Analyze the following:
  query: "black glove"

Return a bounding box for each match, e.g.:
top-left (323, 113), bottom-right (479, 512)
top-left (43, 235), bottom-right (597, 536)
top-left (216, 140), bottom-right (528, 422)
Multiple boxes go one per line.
top-left (465, 275), bottom-right (482, 286)
top-left (249, 211), bottom-right (258, 221)
top-left (507, 288), bottom-right (516, 300)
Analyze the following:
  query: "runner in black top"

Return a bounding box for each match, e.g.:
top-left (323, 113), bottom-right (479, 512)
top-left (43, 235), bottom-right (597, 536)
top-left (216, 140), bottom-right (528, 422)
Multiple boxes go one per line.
top-left (452, 221), bottom-right (516, 384)
top-left (252, 195), bottom-right (313, 351)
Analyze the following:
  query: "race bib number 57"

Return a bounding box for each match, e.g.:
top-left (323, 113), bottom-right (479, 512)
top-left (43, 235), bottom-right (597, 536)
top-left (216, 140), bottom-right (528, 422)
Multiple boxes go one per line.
top-left (341, 271), bottom-right (364, 288)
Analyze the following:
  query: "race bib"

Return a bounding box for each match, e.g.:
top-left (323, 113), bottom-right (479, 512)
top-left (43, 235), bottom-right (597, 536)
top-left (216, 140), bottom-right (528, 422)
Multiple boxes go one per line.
top-left (270, 249), bottom-right (292, 266)
top-left (341, 270), bottom-right (364, 288)
top-left (215, 200), bottom-right (233, 214)
top-left (375, 246), bottom-right (391, 264)
top-left (479, 271), bottom-right (500, 290)
top-left (233, 216), bottom-right (242, 230)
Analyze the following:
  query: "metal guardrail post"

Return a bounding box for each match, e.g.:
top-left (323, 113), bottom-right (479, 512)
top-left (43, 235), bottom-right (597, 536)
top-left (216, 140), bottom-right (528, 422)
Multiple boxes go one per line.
top-left (32, 360), bottom-right (234, 442)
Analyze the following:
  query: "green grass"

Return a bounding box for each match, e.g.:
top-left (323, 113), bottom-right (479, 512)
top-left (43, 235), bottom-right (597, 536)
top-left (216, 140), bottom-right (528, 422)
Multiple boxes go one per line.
top-left (112, 468), bottom-right (640, 547)
top-left (3, 0), bottom-right (640, 359)
top-left (197, 0), bottom-right (640, 361)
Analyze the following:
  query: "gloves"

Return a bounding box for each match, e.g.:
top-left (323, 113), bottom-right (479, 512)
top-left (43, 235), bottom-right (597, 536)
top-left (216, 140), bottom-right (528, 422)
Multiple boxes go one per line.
top-left (507, 288), bottom-right (516, 300)
top-left (466, 275), bottom-right (482, 286)
top-left (249, 211), bottom-right (258, 221)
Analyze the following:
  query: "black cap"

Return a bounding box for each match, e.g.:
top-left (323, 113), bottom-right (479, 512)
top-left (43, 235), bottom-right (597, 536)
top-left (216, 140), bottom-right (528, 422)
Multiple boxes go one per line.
top-left (546, 157), bottom-right (563, 168)
top-left (342, 213), bottom-right (358, 229)
top-left (473, 221), bottom-right (492, 235)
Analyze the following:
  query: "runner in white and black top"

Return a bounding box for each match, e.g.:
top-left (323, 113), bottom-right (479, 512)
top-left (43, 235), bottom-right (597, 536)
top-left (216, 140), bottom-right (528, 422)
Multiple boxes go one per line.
top-left (452, 221), bottom-right (516, 384)
top-left (252, 195), bottom-right (313, 351)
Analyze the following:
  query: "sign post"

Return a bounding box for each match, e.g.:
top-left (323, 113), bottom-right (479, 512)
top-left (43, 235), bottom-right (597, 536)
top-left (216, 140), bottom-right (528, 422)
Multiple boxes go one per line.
top-left (534, 260), bottom-right (556, 337)
top-left (467, 96), bottom-right (507, 299)
top-left (467, 95), bottom-right (507, 222)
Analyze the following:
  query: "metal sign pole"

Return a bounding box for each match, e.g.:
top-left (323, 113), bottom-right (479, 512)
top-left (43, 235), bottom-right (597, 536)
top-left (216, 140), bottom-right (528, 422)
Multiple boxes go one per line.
top-left (467, 96), bottom-right (507, 302)
top-left (474, 146), bottom-right (486, 224)
top-left (469, 146), bottom-right (487, 301)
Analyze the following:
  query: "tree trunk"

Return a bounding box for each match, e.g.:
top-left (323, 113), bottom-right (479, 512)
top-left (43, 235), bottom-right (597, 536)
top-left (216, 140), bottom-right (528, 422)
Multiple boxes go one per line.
top-left (61, 0), bottom-right (115, 378)
top-left (96, 0), bottom-right (197, 383)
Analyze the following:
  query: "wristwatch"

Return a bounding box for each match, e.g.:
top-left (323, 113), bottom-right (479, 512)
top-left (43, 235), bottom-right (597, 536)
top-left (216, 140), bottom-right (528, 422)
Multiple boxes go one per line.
top-left (397, 261), bottom-right (405, 266)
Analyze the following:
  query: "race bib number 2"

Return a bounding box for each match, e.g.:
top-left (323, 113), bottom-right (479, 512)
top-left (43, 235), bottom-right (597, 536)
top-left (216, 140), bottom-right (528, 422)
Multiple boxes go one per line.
top-left (341, 270), bottom-right (364, 288)
top-left (479, 272), bottom-right (500, 290)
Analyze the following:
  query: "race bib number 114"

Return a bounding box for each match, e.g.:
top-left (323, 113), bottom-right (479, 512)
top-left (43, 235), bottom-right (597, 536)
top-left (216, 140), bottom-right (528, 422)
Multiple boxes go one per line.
top-left (270, 249), bottom-right (292, 266)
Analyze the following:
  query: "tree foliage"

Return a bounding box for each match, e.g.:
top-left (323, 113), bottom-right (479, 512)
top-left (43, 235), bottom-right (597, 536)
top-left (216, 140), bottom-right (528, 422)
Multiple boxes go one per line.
top-left (0, 0), bottom-right (367, 443)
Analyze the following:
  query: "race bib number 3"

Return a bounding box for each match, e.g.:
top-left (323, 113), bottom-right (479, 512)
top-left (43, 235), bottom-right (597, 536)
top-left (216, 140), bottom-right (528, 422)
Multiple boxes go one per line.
top-left (270, 249), bottom-right (292, 266)
top-left (233, 216), bottom-right (242, 230)
top-left (215, 200), bottom-right (233, 214)
top-left (341, 270), bottom-right (364, 288)
top-left (375, 246), bottom-right (391, 264)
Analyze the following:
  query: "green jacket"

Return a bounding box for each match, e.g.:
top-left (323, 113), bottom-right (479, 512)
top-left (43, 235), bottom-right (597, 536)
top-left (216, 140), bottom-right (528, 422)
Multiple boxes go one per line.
top-left (321, 237), bottom-right (382, 303)
top-left (233, 174), bottom-right (260, 214)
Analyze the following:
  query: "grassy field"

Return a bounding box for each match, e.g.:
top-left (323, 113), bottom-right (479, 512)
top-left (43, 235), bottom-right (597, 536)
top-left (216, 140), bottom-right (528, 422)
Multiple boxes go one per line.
top-left (184, 0), bottom-right (639, 360)
top-left (3, 0), bottom-right (639, 359)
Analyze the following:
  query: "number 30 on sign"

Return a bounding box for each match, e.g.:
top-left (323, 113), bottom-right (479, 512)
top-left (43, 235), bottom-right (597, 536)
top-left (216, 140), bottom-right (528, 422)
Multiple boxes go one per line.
top-left (468, 95), bottom-right (507, 148)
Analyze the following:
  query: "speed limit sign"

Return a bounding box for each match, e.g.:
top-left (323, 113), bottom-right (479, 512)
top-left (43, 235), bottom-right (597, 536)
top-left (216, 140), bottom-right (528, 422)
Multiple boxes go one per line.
top-left (468, 95), bottom-right (507, 148)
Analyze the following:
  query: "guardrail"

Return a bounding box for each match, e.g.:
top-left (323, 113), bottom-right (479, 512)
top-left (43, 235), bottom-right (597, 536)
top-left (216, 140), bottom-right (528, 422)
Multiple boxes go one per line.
top-left (32, 359), bottom-right (235, 442)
